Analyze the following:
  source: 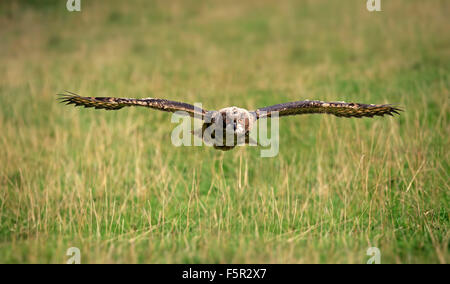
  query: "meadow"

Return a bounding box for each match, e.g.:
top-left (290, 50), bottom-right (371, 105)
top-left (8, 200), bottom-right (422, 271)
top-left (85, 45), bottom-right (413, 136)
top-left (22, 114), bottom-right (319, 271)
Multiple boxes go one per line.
top-left (0, 0), bottom-right (448, 263)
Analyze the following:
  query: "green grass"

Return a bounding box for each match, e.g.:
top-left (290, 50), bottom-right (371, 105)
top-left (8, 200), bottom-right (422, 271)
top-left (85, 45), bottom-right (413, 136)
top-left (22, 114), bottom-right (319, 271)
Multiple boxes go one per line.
top-left (0, 0), bottom-right (448, 263)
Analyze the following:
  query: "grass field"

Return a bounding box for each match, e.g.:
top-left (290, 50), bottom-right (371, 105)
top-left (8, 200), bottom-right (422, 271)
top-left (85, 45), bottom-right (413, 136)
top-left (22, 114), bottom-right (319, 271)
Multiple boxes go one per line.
top-left (0, 0), bottom-right (448, 263)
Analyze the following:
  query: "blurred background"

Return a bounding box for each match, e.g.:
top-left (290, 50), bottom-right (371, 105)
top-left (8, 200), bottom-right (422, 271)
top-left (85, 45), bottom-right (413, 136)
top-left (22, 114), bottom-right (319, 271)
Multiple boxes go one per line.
top-left (0, 0), bottom-right (448, 263)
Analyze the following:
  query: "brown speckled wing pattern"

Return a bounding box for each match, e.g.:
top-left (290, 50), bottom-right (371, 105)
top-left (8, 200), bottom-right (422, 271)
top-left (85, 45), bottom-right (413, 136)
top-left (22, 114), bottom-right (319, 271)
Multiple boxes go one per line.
top-left (58, 91), bottom-right (207, 118)
top-left (254, 100), bottom-right (402, 119)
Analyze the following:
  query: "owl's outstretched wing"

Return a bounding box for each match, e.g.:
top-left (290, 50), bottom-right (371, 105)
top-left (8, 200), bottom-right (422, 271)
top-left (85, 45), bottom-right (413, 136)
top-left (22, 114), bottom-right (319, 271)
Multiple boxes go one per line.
top-left (252, 100), bottom-right (402, 119)
top-left (58, 91), bottom-right (208, 118)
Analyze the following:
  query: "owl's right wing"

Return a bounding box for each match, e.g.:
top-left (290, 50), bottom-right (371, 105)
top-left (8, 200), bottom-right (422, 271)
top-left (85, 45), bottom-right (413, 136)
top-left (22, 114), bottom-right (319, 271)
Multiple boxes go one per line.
top-left (58, 91), bottom-right (208, 119)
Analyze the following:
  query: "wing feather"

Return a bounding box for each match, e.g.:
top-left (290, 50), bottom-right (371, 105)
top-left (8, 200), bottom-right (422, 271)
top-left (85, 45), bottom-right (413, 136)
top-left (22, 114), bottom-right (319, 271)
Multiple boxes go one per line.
top-left (253, 100), bottom-right (402, 119)
top-left (58, 91), bottom-right (207, 118)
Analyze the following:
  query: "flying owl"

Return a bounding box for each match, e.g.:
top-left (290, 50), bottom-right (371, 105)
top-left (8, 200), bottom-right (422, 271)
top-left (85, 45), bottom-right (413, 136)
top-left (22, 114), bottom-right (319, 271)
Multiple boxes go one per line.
top-left (58, 91), bottom-right (402, 151)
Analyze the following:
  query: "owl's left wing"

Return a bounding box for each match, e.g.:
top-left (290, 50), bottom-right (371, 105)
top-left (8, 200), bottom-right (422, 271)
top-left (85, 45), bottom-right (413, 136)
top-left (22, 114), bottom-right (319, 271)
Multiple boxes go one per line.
top-left (252, 100), bottom-right (402, 119)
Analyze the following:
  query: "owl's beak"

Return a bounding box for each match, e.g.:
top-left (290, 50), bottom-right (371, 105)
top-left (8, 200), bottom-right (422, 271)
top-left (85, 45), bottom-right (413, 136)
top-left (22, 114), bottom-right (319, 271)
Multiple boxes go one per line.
top-left (235, 124), bottom-right (245, 136)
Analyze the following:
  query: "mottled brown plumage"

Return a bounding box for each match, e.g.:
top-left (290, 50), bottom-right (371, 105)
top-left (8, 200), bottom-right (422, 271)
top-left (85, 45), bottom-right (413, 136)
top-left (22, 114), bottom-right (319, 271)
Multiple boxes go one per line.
top-left (254, 100), bottom-right (401, 118)
top-left (58, 91), bottom-right (206, 118)
top-left (58, 91), bottom-right (402, 151)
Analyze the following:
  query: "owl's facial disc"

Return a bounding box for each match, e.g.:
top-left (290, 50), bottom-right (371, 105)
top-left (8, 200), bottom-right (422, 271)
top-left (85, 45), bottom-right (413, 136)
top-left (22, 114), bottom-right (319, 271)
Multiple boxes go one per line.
top-left (216, 107), bottom-right (253, 136)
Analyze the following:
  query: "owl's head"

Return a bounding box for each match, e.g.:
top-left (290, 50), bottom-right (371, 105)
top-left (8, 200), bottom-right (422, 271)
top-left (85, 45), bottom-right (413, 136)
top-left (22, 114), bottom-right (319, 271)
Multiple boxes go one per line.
top-left (214, 106), bottom-right (255, 136)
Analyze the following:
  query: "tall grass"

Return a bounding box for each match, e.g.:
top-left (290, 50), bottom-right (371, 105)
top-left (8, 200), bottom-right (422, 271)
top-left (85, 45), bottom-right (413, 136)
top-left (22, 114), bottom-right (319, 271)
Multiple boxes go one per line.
top-left (0, 0), bottom-right (448, 263)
